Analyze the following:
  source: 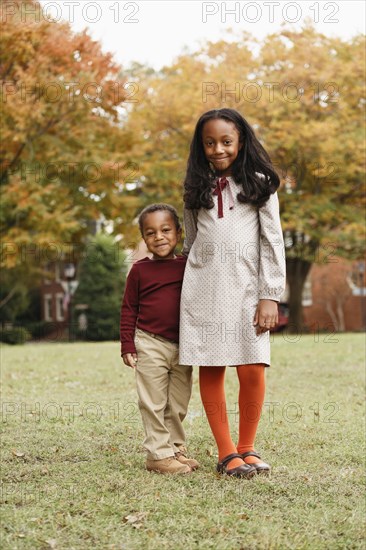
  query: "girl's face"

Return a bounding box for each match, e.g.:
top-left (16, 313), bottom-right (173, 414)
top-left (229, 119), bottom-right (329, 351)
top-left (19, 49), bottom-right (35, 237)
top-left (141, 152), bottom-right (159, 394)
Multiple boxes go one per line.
top-left (202, 118), bottom-right (242, 176)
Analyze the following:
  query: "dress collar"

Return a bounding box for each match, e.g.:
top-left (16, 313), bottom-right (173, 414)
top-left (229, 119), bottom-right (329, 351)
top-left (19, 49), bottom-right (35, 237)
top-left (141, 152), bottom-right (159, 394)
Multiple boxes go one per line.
top-left (212, 177), bottom-right (234, 218)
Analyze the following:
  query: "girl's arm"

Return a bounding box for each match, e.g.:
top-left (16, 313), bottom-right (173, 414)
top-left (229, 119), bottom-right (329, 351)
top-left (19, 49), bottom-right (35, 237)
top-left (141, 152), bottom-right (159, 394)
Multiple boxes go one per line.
top-left (258, 192), bottom-right (286, 302)
top-left (182, 208), bottom-right (198, 256)
top-left (254, 192), bottom-right (286, 333)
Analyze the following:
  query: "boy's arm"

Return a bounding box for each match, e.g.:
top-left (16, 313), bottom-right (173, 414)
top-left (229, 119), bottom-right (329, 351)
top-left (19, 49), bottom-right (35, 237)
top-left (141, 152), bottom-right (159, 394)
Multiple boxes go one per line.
top-left (181, 208), bottom-right (198, 257)
top-left (120, 264), bottom-right (140, 356)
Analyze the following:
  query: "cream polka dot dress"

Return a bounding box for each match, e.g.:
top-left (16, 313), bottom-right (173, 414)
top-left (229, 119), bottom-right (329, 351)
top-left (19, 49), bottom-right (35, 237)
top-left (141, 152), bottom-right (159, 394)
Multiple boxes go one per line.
top-left (179, 176), bottom-right (286, 367)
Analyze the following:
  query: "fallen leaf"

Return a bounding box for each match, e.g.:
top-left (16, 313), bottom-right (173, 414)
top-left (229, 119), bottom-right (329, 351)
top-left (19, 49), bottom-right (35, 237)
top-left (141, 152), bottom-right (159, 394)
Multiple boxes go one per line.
top-left (45, 539), bottom-right (57, 549)
top-left (123, 512), bottom-right (148, 529)
top-left (12, 449), bottom-right (25, 458)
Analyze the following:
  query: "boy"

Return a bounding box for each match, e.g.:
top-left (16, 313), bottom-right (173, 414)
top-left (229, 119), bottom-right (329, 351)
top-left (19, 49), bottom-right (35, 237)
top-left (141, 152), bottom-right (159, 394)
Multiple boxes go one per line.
top-left (120, 204), bottom-right (199, 474)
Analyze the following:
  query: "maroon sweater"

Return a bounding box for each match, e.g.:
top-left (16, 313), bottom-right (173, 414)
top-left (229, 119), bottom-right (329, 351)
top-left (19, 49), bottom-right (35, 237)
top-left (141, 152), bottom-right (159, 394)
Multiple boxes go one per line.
top-left (120, 255), bottom-right (187, 355)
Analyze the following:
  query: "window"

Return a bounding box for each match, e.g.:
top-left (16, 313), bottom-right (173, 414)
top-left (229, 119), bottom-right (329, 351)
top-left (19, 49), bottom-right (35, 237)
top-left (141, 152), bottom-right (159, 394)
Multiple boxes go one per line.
top-left (55, 293), bottom-right (65, 321)
top-left (78, 313), bottom-right (88, 331)
top-left (44, 294), bottom-right (53, 321)
top-left (349, 261), bottom-right (366, 296)
top-left (302, 276), bottom-right (313, 307)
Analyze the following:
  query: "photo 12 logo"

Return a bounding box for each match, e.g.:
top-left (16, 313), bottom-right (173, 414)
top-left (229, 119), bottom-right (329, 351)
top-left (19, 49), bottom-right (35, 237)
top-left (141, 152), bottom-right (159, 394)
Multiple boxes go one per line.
top-left (1, 80), bottom-right (140, 105)
top-left (202, 81), bottom-right (340, 105)
top-left (1, 401), bottom-right (139, 424)
top-left (201, 2), bottom-right (340, 24)
top-left (1, 2), bottom-right (140, 24)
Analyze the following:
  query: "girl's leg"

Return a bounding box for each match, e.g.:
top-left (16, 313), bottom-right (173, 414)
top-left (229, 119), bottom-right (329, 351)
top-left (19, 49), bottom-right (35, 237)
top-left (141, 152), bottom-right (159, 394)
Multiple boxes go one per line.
top-left (236, 363), bottom-right (266, 464)
top-left (199, 366), bottom-right (244, 469)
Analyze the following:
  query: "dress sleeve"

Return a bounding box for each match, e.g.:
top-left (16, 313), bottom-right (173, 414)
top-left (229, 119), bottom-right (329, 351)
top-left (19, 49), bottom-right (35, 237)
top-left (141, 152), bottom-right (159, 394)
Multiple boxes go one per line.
top-left (258, 192), bottom-right (286, 301)
top-left (182, 208), bottom-right (198, 256)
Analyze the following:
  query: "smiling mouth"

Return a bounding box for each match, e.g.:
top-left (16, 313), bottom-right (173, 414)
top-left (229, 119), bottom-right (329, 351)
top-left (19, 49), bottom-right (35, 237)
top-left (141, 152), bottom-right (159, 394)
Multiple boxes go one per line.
top-left (212, 157), bottom-right (229, 162)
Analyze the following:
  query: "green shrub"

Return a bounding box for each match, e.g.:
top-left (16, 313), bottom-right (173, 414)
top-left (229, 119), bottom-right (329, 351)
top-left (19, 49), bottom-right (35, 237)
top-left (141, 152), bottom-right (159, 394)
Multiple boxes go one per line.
top-left (25, 321), bottom-right (57, 339)
top-left (0, 326), bottom-right (32, 345)
top-left (73, 234), bottom-right (127, 341)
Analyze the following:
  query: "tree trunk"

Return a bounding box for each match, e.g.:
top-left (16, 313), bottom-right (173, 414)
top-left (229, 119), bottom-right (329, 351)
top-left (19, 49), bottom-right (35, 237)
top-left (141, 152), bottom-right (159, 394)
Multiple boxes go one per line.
top-left (286, 258), bottom-right (312, 334)
top-left (0, 287), bottom-right (17, 309)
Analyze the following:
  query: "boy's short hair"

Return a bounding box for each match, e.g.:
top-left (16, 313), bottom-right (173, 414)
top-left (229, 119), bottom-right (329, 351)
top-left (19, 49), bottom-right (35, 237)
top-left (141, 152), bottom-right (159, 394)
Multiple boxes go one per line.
top-left (138, 203), bottom-right (181, 234)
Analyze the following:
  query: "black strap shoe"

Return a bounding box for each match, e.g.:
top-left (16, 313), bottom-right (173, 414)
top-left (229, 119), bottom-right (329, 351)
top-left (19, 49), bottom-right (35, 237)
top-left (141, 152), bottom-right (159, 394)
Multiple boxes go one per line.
top-left (241, 451), bottom-right (271, 475)
top-left (216, 453), bottom-right (256, 478)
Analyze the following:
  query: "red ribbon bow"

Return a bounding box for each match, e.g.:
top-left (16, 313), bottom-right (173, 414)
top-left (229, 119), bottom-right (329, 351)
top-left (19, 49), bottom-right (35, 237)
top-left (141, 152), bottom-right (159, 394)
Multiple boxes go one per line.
top-left (213, 177), bottom-right (234, 218)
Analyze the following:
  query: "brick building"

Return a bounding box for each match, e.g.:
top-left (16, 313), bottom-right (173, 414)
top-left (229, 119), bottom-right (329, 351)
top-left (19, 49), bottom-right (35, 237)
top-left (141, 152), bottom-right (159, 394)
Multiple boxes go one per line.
top-left (40, 243), bottom-right (365, 334)
top-left (302, 258), bottom-right (366, 332)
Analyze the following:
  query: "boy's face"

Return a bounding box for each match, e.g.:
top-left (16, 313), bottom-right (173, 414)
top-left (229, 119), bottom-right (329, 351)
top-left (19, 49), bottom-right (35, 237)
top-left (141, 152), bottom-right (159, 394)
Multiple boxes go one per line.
top-left (142, 211), bottom-right (181, 260)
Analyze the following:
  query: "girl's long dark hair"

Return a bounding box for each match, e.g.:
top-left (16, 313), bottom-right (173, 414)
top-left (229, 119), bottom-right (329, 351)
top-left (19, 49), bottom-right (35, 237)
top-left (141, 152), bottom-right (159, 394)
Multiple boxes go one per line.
top-left (183, 108), bottom-right (280, 209)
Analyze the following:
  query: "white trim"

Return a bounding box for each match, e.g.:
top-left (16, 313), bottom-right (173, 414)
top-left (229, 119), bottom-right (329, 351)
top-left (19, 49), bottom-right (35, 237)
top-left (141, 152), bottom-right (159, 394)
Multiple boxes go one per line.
top-left (302, 276), bottom-right (313, 307)
top-left (351, 287), bottom-right (366, 297)
top-left (347, 275), bottom-right (366, 297)
top-left (44, 294), bottom-right (52, 321)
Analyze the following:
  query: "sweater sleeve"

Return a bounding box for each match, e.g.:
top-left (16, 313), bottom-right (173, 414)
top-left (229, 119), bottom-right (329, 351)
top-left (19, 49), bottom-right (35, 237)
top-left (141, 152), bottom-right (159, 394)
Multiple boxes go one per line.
top-left (182, 208), bottom-right (198, 256)
top-left (258, 192), bottom-right (286, 302)
top-left (120, 264), bottom-right (140, 355)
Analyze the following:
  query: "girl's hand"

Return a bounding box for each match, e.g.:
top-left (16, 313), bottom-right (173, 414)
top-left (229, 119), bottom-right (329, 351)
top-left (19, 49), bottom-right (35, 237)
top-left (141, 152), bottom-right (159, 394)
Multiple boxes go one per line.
top-left (253, 300), bottom-right (278, 335)
top-left (122, 353), bottom-right (138, 368)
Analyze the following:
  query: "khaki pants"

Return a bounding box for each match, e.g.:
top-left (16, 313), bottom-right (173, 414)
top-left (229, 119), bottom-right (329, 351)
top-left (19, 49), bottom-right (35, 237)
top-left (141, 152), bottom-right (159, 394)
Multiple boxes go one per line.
top-left (134, 328), bottom-right (193, 460)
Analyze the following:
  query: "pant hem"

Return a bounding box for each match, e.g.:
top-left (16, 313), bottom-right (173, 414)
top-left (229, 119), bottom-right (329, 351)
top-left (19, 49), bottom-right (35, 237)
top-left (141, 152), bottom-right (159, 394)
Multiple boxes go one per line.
top-left (146, 451), bottom-right (176, 461)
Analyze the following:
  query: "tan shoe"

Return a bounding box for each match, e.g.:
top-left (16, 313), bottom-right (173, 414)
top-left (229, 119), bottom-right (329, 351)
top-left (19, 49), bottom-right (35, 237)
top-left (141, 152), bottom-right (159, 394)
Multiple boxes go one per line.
top-left (175, 447), bottom-right (200, 470)
top-left (145, 456), bottom-right (191, 474)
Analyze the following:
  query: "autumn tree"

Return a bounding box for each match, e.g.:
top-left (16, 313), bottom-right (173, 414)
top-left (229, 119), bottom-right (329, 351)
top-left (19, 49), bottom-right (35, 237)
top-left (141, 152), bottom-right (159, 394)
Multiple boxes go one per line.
top-left (121, 25), bottom-right (365, 329)
top-left (1, 8), bottom-right (364, 330)
top-left (0, 0), bottom-right (136, 315)
top-left (256, 25), bottom-right (365, 330)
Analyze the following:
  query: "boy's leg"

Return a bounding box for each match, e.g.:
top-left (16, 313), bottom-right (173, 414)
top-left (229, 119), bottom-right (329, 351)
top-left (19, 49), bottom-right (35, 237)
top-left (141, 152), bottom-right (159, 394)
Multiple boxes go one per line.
top-left (134, 329), bottom-right (175, 460)
top-left (164, 346), bottom-right (199, 470)
top-left (163, 344), bottom-right (192, 451)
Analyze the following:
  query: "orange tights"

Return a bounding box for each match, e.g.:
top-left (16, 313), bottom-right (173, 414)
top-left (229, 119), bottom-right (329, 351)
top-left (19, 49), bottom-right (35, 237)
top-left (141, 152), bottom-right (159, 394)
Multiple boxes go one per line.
top-left (199, 364), bottom-right (265, 469)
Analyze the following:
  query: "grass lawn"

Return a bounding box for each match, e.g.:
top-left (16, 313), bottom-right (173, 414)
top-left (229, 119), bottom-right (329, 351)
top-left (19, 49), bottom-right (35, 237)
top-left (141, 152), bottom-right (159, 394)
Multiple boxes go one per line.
top-left (1, 333), bottom-right (365, 549)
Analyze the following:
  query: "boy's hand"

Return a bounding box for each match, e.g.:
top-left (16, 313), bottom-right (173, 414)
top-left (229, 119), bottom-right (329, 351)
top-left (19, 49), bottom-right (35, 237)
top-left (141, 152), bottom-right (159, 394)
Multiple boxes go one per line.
top-left (122, 353), bottom-right (138, 368)
top-left (253, 299), bottom-right (278, 335)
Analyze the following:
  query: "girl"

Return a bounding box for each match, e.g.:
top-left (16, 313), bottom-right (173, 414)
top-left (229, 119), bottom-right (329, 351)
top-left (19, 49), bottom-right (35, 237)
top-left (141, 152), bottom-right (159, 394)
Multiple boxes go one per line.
top-left (179, 108), bottom-right (286, 478)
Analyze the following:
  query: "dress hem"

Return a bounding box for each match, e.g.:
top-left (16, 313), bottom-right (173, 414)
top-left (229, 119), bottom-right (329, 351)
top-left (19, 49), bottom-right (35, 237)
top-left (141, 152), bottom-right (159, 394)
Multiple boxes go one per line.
top-left (179, 362), bottom-right (270, 368)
